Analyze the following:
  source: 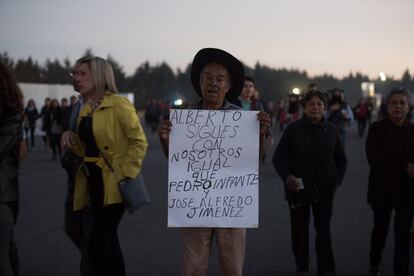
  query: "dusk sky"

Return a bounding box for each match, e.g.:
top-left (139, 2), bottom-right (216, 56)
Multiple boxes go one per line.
top-left (1, 0), bottom-right (413, 79)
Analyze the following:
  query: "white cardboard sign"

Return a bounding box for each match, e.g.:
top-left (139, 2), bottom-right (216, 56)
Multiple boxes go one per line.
top-left (168, 109), bottom-right (259, 228)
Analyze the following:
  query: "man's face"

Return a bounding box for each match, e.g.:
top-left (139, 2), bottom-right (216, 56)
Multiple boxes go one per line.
top-left (241, 80), bottom-right (254, 100)
top-left (70, 96), bottom-right (77, 105)
top-left (200, 62), bottom-right (231, 108)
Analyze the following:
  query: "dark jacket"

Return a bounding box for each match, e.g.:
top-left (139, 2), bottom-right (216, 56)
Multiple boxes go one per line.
top-left (45, 107), bottom-right (63, 135)
top-left (273, 116), bottom-right (347, 204)
top-left (366, 119), bottom-right (414, 207)
top-left (24, 106), bottom-right (39, 128)
top-left (0, 111), bottom-right (23, 220)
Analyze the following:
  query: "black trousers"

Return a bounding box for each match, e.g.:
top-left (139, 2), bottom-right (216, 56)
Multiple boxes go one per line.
top-left (49, 134), bottom-right (61, 158)
top-left (81, 163), bottom-right (125, 276)
top-left (369, 206), bottom-right (414, 276)
top-left (64, 184), bottom-right (91, 251)
top-left (357, 118), bottom-right (367, 137)
top-left (288, 199), bottom-right (336, 275)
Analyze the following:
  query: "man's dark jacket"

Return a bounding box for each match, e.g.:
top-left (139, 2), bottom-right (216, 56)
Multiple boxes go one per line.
top-left (366, 119), bottom-right (414, 207)
top-left (273, 116), bottom-right (347, 204)
top-left (0, 111), bottom-right (23, 220)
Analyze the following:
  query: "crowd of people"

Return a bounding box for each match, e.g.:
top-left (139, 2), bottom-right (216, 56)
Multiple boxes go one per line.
top-left (0, 47), bottom-right (413, 276)
top-left (22, 95), bottom-right (79, 160)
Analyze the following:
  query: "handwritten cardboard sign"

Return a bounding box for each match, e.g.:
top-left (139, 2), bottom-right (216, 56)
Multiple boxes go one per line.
top-left (168, 109), bottom-right (259, 228)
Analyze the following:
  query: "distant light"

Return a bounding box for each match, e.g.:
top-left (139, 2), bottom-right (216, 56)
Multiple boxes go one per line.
top-left (174, 99), bottom-right (183, 106)
top-left (292, 88), bottom-right (300, 95)
top-left (379, 72), bottom-right (387, 81)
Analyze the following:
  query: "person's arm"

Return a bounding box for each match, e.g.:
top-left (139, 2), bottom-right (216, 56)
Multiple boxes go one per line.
top-left (272, 126), bottom-right (302, 192)
top-left (411, 227), bottom-right (414, 249)
top-left (19, 126), bottom-right (27, 160)
top-left (257, 111), bottom-right (270, 159)
top-left (0, 116), bottom-right (22, 160)
top-left (334, 130), bottom-right (347, 184)
top-left (272, 126), bottom-right (292, 180)
top-left (116, 98), bottom-right (148, 178)
top-left (365, 123), bottom-right (404, 168)
top-left (158, 119), bottom-right (171, 158)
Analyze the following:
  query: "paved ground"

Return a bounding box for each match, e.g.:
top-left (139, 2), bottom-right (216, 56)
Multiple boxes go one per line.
top-left (16, 123), bottom-right (414, 275)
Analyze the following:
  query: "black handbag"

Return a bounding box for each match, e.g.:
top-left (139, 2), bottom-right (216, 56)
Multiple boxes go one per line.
top-left (100, 152), bottom-right (150, 214)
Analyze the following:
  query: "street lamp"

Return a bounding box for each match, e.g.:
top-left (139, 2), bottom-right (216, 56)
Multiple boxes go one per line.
top-left (379, 72), bottom-right (387, 82)
top-left (292, 88), bottom-right (300, 95)
top-left (174, 99), bottom-right (183, 106)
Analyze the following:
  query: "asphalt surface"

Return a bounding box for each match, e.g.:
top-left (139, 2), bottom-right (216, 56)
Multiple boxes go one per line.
top-left (16, 123), bottom-right (414, 276)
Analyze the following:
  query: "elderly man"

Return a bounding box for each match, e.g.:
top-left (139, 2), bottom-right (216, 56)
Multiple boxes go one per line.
top-left (159, 48), bottom-right (270, 276)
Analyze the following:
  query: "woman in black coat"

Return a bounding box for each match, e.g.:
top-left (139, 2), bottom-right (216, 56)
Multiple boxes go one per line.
top-left (273, 91), bottom-right (347, 276)
top-left (0, 62), bottom-right (25, 276)
top-left (45, 99), bottom-right (63, 160)
top-left (24, 99), bottom-right (39, 149)
top-left (365, 87), bottom-right (414, 276)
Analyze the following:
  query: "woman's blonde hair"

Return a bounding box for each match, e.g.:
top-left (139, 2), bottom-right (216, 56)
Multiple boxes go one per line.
top-left (76, 56), bottom-right (118, 94)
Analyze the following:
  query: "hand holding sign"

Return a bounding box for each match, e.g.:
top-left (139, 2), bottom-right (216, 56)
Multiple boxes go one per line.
top-left (168, 109), bottom-right (259, 228)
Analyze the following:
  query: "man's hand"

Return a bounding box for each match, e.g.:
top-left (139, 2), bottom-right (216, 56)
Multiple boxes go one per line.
top-left (286, 175), bottom-right (302, 192)
top-left (158, 119), bottom-right (172, 157)
top-left (257, 111), bottom-right (270, 136)
top-left (61, 130), bottom-right (77, 150)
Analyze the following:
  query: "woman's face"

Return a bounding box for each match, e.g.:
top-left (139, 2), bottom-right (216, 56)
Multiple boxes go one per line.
top-left (387, 93), bottom-right (409, 122)
top-left (73, 63), bottom-right (95, 96)
top-left (303, 95), bottom-right (325, 123)
top-left (51, 100), bottom-right (59, 108)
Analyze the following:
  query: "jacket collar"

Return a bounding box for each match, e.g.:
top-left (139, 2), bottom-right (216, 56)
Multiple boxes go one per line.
top-left (301, 114), bottom-right (327, 127)
top-left (79, 92), bottom-right (115, 117)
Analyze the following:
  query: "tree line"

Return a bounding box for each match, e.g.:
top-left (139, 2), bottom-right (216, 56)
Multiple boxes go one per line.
top-left (1, 50), bottom-right (413, 108)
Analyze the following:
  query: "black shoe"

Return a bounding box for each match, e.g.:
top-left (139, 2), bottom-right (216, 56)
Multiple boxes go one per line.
top-left (296, 272), bottom-right (308, 276)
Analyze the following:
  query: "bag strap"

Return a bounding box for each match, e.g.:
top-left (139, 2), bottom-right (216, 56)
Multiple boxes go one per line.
top-left (99, 151), bottom-right (123, 182)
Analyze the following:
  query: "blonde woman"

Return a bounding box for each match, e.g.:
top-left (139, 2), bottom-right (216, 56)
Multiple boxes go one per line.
top-left (62, 56), bottom-right (147, 276)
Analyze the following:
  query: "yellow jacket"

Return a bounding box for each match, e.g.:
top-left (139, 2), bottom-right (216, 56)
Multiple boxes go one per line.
top-left (72, 93), bottom-right (148, 210)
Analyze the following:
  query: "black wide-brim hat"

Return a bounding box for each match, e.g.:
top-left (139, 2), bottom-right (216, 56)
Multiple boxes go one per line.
top-left (191, 48), bottom-right (245, 102)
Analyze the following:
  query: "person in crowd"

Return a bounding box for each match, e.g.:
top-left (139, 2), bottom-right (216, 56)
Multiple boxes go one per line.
top-left (67, 95), bottom-right (79, 125)
top-left (309, 83), bottom-right (318, 90)
top-left (232, 77), bottom-right (272, 162)
top-left (365, 87), bottom-right (414, 276)
top-left (61, 56), bottom-right (148, 276)
top-left (40, 97), bottom-right (51, 150)
top-left (287, 93), bottom-right (301, 123)
top-left (276, 98), bottom-right (288, 131)
top-left (327, 88), bottom-right (353, 145)
top-left (146, 98), bottom-right (161, 133)
top-left (366, 97), bottom-right (375, 125)
top-left (377, 101), bottom-right (387, 121)
top-left (354, 98), bottom-right (371, 137)
top-left (60, 97), bottom-right (71, 131)
top-left (158, 48), bottom-right (270, 276)
top-left (23, 99), bottom-right (39, 149)
top-left (0, 62), bottom-right (27, 276)
top-left (60, 60), bottom-right (88, 250)
top-left (307, 83), bottom-right (318, 94)
top-left (233, 76), bottom-right (256, 109)
top-left (273, 90), bottom-right (347, 276)
top-left (46, 99), bottom-right (63, 160)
